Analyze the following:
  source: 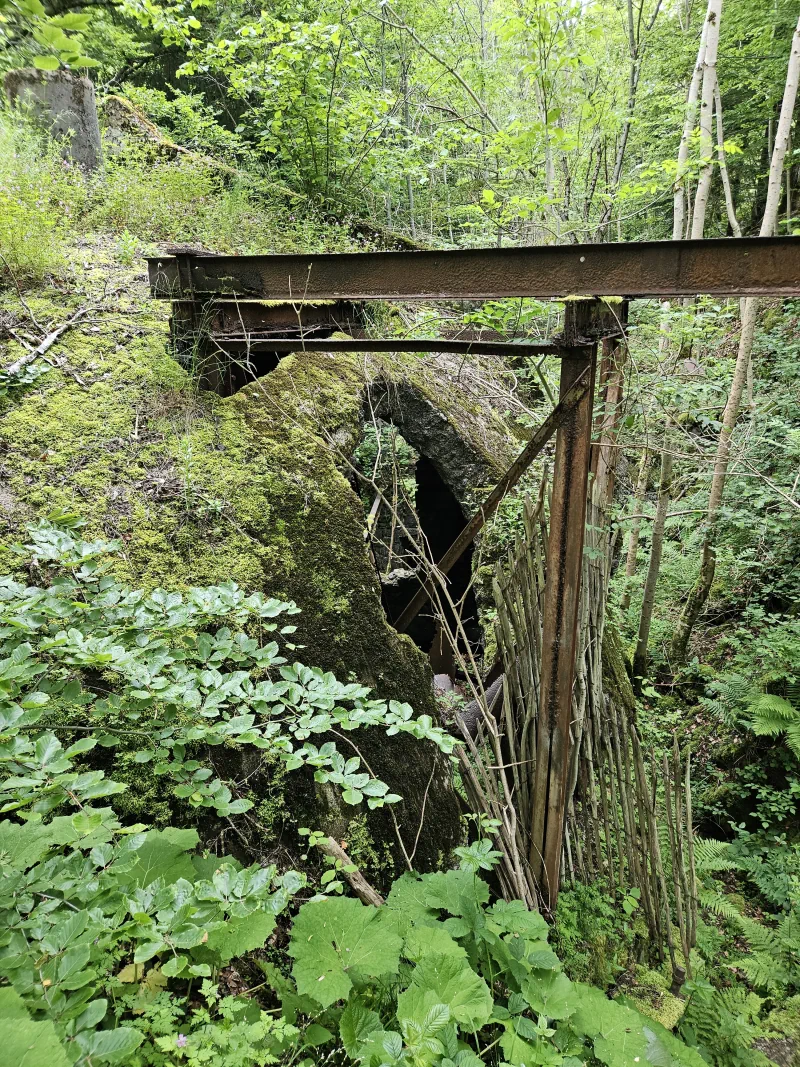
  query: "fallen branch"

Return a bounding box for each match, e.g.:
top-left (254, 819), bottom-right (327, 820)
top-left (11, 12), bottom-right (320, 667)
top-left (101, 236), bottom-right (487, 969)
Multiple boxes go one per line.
top-left (317, 836), bottom-right (385, 907)
top-left (3, 307), bottom-right (89, 378)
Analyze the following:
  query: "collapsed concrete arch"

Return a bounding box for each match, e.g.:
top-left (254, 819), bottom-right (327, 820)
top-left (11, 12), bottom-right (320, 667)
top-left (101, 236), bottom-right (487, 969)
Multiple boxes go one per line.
top-left (357, 376), bottom-right (499, 678)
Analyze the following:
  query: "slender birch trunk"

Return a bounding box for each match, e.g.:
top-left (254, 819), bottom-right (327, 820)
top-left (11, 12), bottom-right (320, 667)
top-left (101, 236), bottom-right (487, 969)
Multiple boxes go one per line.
top-left (674, 8), bottom-right (711, 241)
top-left (690, 0), bottom-right (723, 238)
top-left (714, 76), bottom-right (742, 236)
top-left (633, 430), bottom-right (673, 688)
top-left (634, 14), bottom-right (714, 673)
top-left (671, 13), bottom-right (800, 664)
top-left (620, 448), bottom-right (650, 612)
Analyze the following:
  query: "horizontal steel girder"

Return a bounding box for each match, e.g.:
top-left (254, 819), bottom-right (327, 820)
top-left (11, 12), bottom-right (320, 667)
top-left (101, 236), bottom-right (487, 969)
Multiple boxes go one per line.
top-left (214, 337), bottom-right (575, 357)
top-left (148, 236), bottom-right (800, 301)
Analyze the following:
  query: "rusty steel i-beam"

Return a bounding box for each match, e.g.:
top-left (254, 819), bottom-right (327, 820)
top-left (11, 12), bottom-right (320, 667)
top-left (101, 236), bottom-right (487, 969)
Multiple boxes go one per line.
top-left (149, 235), bottom-right (800, 301)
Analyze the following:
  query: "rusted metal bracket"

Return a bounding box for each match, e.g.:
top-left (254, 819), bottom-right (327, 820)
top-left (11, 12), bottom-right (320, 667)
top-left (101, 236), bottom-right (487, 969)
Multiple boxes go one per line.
top-left (215, 337), bottom-right (579, 358)
top-left (393, 366), bottom-right (592, 635)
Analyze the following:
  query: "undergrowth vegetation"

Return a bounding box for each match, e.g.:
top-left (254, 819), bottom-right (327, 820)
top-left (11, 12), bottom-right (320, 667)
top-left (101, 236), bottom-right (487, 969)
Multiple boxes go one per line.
top-left (0, 517), bottom-right (706, 1066)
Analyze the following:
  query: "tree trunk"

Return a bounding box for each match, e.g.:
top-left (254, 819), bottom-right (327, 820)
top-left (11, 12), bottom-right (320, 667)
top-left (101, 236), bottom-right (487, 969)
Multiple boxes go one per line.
top-left (633, 430), bottom-right (673, 688)
top-left (673, 7), bottom-right (711, 240)
top-left (620, 447), bottom-right (650, 612)
top-left (714, 75), bottom-right (742, 236)
top-left (670, 13), bottom-right (800, 664)
top-left (690, 0), bottom-right (723, 238)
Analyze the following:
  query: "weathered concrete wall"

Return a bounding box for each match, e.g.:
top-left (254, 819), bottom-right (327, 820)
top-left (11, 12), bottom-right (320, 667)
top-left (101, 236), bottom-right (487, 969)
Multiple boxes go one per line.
top-left (4, 68), bottom-right (102, 170)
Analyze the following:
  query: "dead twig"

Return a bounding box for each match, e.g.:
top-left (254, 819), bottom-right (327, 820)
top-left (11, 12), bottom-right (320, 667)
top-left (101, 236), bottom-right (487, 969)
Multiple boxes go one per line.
top-left (3, 306), bottom-right (89, 377)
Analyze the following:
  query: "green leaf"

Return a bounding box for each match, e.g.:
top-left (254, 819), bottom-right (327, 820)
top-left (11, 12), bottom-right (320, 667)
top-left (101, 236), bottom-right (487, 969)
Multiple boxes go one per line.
top-left (78, 1026), bottom-right (144, 1062)
top-left (386, 872), bottom-right (438, 925)
top-left (289, 897), bottom-right (403, 1008)
top-left (0, 818), bottom-right (57, 869)
top-left (397, 953), bottom-right (493, 1030)
top-left (303, 1023), bottom-right (334, 1047)
top-left (423, 869), bottom-right (489, 916)
top-left (404, 923), bottom-right (467, 962)
top-left (205, 910), bottom-right (275, 962)
top-left (500, 1027), bottom-right (538, 1066)
top-left (33, 55), bottom-right (61, 71)
top-left (160, 955), bottom-right (187, 977)
top-left (0, 987), bottom-right (70, 1067)
top-left (126, 827), bottom-right (198, 886)
top-left (489, 899), bottom-right (549, 940)
top-left (570, 984), bottom-right (650, 1066)
top-left (522, 969), bottom-right (576, 1020)
top-left (340, 996), bottom-right (382, 1057)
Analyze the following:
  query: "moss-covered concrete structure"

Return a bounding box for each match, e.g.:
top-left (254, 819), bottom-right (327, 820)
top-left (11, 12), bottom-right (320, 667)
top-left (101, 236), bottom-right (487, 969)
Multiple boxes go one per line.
top-left (0, 246), bottom-right (525, 876)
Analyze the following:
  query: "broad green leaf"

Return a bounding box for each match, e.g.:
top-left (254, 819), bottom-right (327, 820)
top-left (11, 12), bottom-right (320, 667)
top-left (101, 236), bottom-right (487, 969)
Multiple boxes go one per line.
top-left (0, 818), bottom-right (57, 869)
top-left (289, 897), bottom-right (403, 1008)
top-left (404, 922), bottom-right (467, 962)
top-left (126, 827), bottom-right (198, 886)
top-left (423, 869), bottom-right (489, 916)
top-left (500, 1028), bottom-right (538, 1066)
top-left (340, 996), bottom-right (382, 1057)
top-left (570, 984), bottom-right (650, 1066)
top-left (77, 1026), bottom-right (144, 1062)
top-left (386, 872), bottom-right (438, 925)
top-left (205, 910), bottom-right (275, 962)
top-left (522, 969), bottom-right (576, 1020)
top-left (0, 986), bottom-right (70, 1067)
top-left (397, 953), bottom-right (492, 1030)
top-left (33, 55), bottom-right (61, 71)
top-left (488, 899), bottom-right (549, 940)
top-left (303, 1023), bottom-right (334, 1047)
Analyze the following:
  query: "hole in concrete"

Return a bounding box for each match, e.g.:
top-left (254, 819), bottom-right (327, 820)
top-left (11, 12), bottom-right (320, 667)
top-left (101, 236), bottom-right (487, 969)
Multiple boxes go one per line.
top-left (353, 421), bottom-right (480, 678)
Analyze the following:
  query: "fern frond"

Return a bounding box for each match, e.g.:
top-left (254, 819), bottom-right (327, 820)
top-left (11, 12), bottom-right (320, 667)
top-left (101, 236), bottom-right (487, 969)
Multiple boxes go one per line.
top-left (717, 986), bottom-right (763, 1019)
top-left (749, 694), bottom-right (798, 738)
top-left (732, 953), bottom-right (784, 993)
top-left (699, 888), bottom-right (744, 920)
top-left (778, 909), bottom-right (800, 950)
top-left (693, 837), bottom-right (741, 872)
top-left (733, 912), bottom-right (783, 955)
top-left (785, 722), bottom-right (800, 759)
top-left (750, 693), bottom-right (798, 719)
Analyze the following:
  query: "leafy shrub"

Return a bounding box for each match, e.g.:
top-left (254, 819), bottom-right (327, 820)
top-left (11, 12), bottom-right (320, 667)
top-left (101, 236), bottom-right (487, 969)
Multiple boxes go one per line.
top-left (0, 515), bottom-right (708, 1066)
top-left (0, 112), bottom-right (86, 280)
top-left (121, 84), bottom-right (252, 161)
top-left (0, 517), bottom-right (454, 822)
top-left (0, 810), bottom-right (303, 1063)
top-left (276, 866), bottom-right (705, 1066)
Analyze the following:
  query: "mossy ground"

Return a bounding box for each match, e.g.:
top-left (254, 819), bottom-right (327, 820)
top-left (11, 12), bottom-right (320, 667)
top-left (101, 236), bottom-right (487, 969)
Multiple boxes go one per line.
top-left (620, 966), bottom-right (686, 1030)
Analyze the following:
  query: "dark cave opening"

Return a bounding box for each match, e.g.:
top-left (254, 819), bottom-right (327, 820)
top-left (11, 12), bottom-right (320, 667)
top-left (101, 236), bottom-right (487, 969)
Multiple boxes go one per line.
top-left (361, 429), bottom-right (480, 678)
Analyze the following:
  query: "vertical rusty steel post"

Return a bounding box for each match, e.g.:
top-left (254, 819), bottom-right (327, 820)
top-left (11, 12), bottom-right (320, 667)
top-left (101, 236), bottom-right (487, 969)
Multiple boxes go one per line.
top-left (531, 306), bottom-right (598, 911)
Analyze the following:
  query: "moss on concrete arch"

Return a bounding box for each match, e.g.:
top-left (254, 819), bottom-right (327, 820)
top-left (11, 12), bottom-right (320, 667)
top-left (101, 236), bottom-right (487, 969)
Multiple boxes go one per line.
top-left (0, 249), bottom-right (522, 876)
